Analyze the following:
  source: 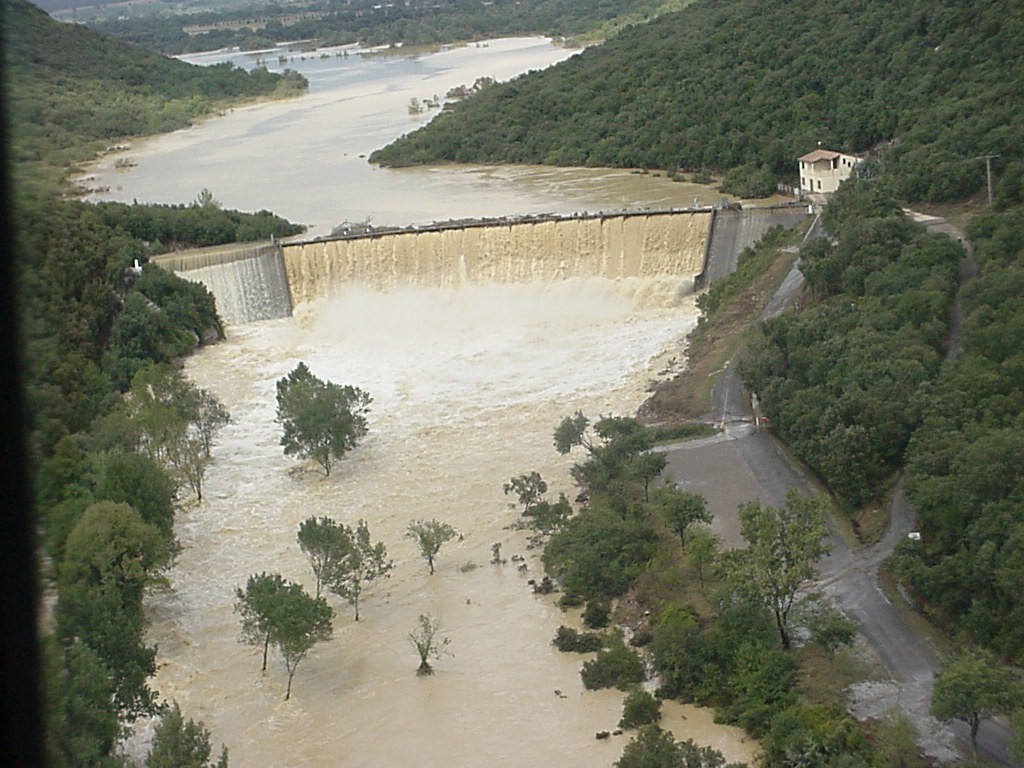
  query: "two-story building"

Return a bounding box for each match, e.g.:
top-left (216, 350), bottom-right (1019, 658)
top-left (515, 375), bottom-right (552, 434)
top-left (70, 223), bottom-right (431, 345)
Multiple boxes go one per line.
top-left (798, 149), bottom-right (861, 195)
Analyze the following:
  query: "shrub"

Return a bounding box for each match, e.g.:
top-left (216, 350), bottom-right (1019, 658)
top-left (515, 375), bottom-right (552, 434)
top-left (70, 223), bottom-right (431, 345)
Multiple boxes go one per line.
top-left (619, 688), bottom-right (662, 729)
top-left (581, 639), bottom-right (646, 690)
top-left (553, 626), bottom-right (608, 653)
top-left (583, 599), bottom-right (611, 629)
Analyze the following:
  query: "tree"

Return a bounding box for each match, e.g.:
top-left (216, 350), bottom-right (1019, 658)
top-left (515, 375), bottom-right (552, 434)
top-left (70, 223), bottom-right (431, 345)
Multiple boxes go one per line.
top-left (503, 471), bottom-right (547, 513)
top-left (633, 451), bottom-right (668, 503)
top-left (271, 581), bottom-right (334, 700)
top-left (619, 688), bottom-right (662, 729)
top-left (805, 602), bottom-right (857, 659)
top-left (327, 519), bottom-right (392, 620)
top-left (190, 387), bottom-right (230, 457)
top-left (147, 702), bottom-right (228, 768)
top-left (408, 613), bottom-right (450, 675)
top-left (234, 573), bottom-right (333, 700)
top-left (685, 526), bottom-right (719, 589)
top-left (554, 411), bottom-right (591, 455)
top-left (297, 516), bottom-right (352, 599)
top-left (234, 572), bottom-right (287, 673)
top-left (652, 487), bottom-right (711, 549)
top-left (406, 519), bottom-right (457, 575)
top-left (616, 725), bottom-right (742, 768)
top-left (275, 362), bottom-right (371, 476)
top-left (931, 648), bottom-right (1022, 756)
top-left (719, 491), bottom-right (831, 649)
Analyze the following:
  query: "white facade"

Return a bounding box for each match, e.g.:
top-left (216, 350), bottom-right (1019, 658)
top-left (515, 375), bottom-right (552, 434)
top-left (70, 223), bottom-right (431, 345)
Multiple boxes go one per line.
top-left (799, 149), bottom-right (861, 194)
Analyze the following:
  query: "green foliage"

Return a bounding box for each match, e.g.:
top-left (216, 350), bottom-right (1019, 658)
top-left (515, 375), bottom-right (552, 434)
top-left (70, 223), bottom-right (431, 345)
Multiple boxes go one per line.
top-left (899, 208), bottom-right (1024, 658)
top-left (931, 648), bottom-right (1023, 753)
top-left (718, 491), bottom-right (830, 649)
top-left (504, 471), bottom-right (548, 512)
top-left (760, 704), bottom-right (871, 767)
top-left (233, 573), bottom-right (333, 699)
top-left (89, 0), bottom-right (694, 56)
top-left (542, 501), bottom-right (659, 599)
top-left (619, 688), bottom-right (662, 729)
top-left (580, 636), bottom-right (646, 691)
top-left (651, 487), bottom-right (711, 549)
top-left (721, 164), bottom-right (776, 199)
top-left (804, 602), bottom-right (858, 659)
top-left (275, 362), bottom-right (371, 476)
top-left (408, 613), bottom-right (450, 676)
top-left (324, 519), bottom-right (392, 620)
top-left (43, 638), bottom-right (122, 768)
top-left (615, 725), bottom-right (744, 768)
top-left (405, 518), bottom-right (458, 575)
top-left (94, 450), bottom-right (177, 544)
top-left (552, 626), bottom-right (608, 653)
top-left (582, 599), bottom-right (611, 629)
top-left (297, 516), bottom-right (352, 599)
top-left (372, 0), bottom-right (1024, 205)
top-left (739, 181), bottom-right (960, 509)
top-left (146, 702), bottom-right (228, 768)
top-left (519, 493), bottom-right (574, 539)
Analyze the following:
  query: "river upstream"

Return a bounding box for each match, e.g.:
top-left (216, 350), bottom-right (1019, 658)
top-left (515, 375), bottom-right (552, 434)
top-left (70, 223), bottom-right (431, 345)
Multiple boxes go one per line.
top-left (99, 38), bottom-right (756, 766)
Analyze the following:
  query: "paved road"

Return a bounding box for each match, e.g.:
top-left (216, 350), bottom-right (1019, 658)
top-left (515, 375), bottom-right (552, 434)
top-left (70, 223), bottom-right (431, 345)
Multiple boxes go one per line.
top-left (661, 213), bottom-right (1019, 765)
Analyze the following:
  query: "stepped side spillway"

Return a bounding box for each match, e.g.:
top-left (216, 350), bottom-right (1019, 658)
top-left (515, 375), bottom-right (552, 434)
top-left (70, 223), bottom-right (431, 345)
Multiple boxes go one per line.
top-left (281, 211), bottom-right (713, 305)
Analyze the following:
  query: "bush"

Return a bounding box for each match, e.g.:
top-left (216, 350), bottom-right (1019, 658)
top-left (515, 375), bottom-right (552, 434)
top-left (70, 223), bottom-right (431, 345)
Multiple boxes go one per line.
top-left (553, 626), bottom-right (608, 653)
top-left (619, 688), bottom-right (661, 729)
top-left (583, 599), bottom-right (611, 629)
top-left (581, 639), bottom-right (646, 690)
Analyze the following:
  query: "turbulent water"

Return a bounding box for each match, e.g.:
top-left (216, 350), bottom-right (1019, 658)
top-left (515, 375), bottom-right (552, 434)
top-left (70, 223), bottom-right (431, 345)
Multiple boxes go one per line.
top-left (138, 281), bottom-right (754, 767)
top-left (114, 37), bottom-right (756, 766)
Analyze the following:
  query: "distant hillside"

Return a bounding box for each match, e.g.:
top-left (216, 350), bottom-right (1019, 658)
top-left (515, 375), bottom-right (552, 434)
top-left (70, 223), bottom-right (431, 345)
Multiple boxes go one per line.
top-left (371, 0), bottom-right (1023, 203)
top-left (3, 0), bottom-right (306, 188)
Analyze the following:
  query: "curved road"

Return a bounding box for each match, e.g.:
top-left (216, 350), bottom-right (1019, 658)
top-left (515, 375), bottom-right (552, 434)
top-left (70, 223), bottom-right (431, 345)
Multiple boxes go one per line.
top-left (661, 214), bottom-right (1018, 764)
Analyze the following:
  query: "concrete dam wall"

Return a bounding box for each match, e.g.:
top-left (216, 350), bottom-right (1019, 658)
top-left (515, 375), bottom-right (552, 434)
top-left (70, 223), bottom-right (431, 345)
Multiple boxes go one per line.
top-left (281, 211), bottom-right (712, 305)
top-left (157, 211), bottom-right (714, 325)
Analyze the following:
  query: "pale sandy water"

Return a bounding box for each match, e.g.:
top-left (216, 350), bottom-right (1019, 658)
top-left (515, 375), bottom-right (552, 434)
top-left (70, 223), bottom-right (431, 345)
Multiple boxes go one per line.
top-left (107, 37), bottom-right (756, 766)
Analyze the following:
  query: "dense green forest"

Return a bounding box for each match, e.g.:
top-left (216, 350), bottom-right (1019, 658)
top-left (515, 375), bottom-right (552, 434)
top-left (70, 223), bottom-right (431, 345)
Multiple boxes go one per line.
top-left (4, 0), bottom-right (305, 763)
top-left (372, 0), bottom-right (1022, 204)
top-left (87, 0), bottom-right (693, 56)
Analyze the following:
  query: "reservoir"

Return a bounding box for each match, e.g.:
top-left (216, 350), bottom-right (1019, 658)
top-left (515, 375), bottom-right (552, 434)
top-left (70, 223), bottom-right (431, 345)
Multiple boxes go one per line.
top-left (104, 38), bottom-right (756, 766)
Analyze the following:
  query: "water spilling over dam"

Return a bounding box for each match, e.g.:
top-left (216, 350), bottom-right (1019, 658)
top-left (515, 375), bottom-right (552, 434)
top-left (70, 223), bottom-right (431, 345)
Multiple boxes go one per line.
top-left (156, 210), bottom-right (714, 324)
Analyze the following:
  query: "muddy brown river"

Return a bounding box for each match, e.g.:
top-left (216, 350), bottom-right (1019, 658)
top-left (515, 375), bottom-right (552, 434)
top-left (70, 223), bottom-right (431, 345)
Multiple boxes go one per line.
top-left (106, 38), bottom-right (756, 766)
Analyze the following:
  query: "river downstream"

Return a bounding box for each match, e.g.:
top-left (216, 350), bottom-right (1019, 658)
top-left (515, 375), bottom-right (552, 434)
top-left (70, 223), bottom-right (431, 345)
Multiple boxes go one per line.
top-left (111, 38), bottom-right (756, 766)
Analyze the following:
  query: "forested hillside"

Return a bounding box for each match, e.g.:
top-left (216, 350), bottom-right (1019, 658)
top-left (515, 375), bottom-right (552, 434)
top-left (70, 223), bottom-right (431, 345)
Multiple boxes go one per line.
top-left (372, 0), bottom-right (1022, 204)
top-left (87, 0), bottom-right (694, 56)
top-left (4, 1), bottom-right (306, 763)
top-left (5, 0), bottom-right (306, 189)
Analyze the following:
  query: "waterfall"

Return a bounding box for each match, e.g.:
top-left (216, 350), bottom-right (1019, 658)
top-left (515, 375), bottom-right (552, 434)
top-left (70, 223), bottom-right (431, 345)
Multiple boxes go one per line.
top-left (281, 212), bottom-right (713, 306)
top-left (153, 244), bottom-right (293, 326)
top-left (152, 212), bottom-right (715, 325)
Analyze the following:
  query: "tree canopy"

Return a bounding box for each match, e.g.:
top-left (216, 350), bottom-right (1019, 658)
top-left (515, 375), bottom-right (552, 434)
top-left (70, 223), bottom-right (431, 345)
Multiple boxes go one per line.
top-left (371, 0), bottom-right (1023, 205)
top-left (275, 362), bottom-right (372, 476)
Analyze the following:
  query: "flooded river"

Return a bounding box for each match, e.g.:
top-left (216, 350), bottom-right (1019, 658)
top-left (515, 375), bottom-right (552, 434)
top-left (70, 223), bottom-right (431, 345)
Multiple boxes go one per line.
top-left (112, 38), bottom-right (756, 766)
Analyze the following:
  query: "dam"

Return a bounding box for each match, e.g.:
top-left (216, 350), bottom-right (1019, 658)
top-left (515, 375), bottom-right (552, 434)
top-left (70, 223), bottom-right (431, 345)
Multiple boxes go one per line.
top-left (153, 206), bottom-right (812, 326)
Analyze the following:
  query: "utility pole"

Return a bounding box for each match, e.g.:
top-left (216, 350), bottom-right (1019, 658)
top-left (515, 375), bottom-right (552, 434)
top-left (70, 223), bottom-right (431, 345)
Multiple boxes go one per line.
top-left (975, 154), bottom-right (999, 206)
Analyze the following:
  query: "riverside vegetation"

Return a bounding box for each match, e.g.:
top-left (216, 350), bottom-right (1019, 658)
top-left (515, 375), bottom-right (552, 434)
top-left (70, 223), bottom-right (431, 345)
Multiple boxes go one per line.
top-left (11, 0), bottom-right (1024, 763)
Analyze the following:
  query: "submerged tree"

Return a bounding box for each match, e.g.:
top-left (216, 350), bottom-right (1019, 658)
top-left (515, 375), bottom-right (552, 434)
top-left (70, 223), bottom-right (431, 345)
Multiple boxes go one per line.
top-left (297, 516), bottom-right (352, 599)
top-left (504, 471), bottom-right (548, 513)
top-left (275, 362), bottom-right (371, 476)
top-left (234, 573), bottom-right (333, 699)
top-left (406, 519), bottom-right (458, 575)
top-left (327, 519), bottom-right (392, 621)
top-left (408, 613), bottom-right (450, 676)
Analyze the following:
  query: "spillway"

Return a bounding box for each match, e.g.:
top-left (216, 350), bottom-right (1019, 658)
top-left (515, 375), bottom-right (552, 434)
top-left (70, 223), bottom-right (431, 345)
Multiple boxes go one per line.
top-left (282, 212), bottom-right (712, 305)
top-left (155, 211), bottom-right (713, 324)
